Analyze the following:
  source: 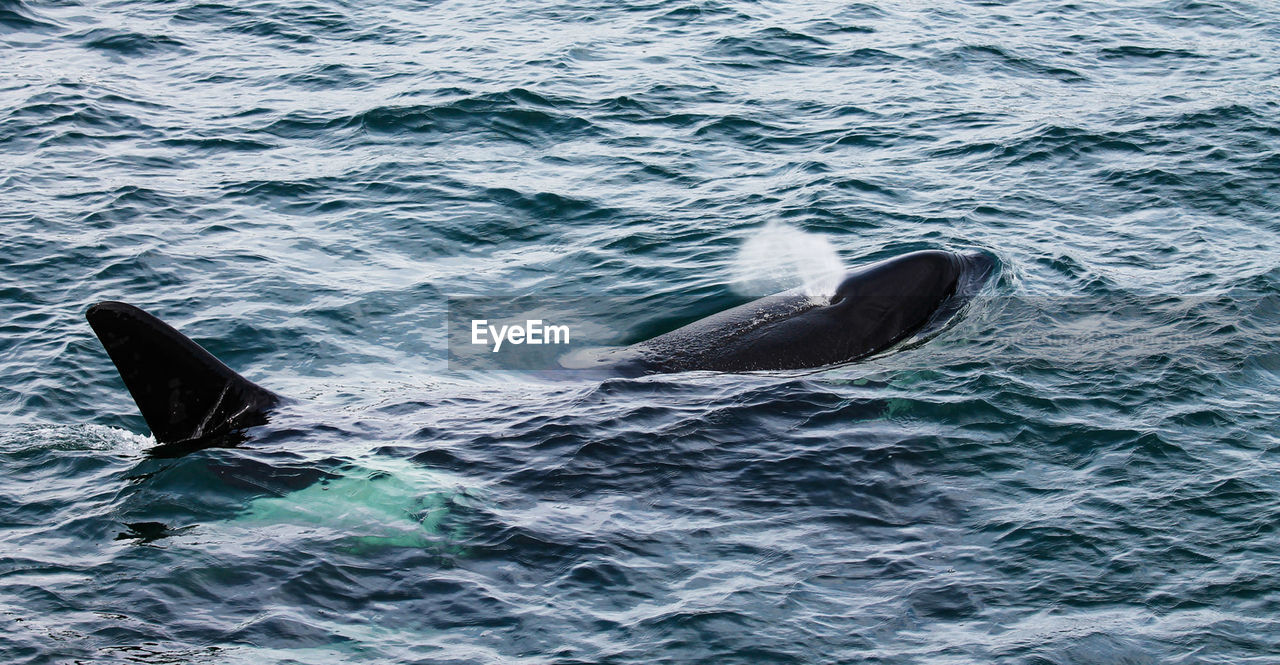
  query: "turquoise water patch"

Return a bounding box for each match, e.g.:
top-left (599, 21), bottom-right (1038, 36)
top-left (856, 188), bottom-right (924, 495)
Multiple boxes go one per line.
top-left (228, 457), bottom-right (475, 553)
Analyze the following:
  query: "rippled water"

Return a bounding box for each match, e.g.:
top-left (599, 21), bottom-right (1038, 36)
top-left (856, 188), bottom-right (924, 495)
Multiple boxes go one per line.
top-left (3, 0), bottom-right (1280, 662)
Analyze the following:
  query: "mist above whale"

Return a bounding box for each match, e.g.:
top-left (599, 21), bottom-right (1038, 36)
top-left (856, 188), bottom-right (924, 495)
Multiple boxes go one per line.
top-left (86, 248), bottom-right (997, 455)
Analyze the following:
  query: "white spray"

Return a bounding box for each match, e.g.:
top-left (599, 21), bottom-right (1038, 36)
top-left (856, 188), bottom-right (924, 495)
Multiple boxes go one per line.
top-left (730, 222), bottom-right (846, 301)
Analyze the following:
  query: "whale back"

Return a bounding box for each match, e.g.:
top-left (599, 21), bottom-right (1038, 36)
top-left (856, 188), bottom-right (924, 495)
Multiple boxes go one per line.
top-left (615, 249), bottom-right (994, 373)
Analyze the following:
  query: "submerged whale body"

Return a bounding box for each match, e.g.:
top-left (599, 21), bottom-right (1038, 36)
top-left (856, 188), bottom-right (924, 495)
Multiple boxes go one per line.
top-left (86, 248), bottom-right (996, 454)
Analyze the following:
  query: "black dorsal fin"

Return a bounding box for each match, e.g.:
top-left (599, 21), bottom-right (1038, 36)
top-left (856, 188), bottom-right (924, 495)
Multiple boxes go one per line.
top-left (86, 301), bottom-right (279, 449)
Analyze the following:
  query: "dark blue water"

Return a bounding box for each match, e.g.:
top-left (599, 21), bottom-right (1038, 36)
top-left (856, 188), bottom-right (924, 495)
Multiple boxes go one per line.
top-left (3, 0), bottom-right (1280, 662)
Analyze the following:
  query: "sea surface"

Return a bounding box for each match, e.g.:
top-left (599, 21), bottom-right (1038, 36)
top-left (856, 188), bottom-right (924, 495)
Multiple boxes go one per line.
top-left (3, 0), bottom-right (1280, 663)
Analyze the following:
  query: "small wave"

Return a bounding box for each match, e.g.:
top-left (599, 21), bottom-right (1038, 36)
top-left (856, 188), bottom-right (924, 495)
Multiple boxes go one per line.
top-left (158, 135), bottom-right (276, 152)
top-left (692, 114), bottom-right (799, 149)
top-left (354, 98), bottom-right (595, 143)
top-left (647, 2), bottom-right (753, 26)
top-left (76, 28), bottom-right (187, 56)
top-left (928, 43), bottom-right (1088, 82)
top-left (1098, 44), bottom-right (1206, 61)
top-left (1157, 102), bottom-right (1265, 131)
top-left (0, 0), bottom-right (57, 30)
top-left (704, 29), bottom-right (837, 68)
top-left (927, 123), bottom-right (1149, 169)
top-left (222, 17), bottom-right (317, 44)
top-left (278, 63), bottom-right (372, 91)
top-left (251, 89), bottom-right (598, 146)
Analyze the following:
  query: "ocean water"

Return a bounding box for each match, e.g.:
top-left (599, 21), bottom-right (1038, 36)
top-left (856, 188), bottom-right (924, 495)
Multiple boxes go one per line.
top-left (3, 0), bottom-right (1280, 662)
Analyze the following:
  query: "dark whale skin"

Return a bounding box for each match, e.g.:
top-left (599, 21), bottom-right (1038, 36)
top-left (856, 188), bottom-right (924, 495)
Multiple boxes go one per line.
top-left (582, 249), bottom-right (996, 374)
top-left (86, 301), bottom-right (278, 453)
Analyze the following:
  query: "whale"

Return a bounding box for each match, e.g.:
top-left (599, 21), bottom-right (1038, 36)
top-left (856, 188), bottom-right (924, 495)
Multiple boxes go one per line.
top-left (565, 249), bottom-right (995, 374)
top-left (86, 248), bottom-right (996, 455)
